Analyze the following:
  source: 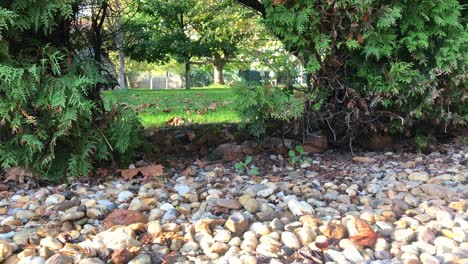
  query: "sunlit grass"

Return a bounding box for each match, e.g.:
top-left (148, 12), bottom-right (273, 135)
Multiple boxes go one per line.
top-left (102, 87), bottom-right (240, 127)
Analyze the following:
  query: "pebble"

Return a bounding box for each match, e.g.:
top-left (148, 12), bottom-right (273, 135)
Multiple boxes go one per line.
top-left (0, 144), bottom-right (465, 263)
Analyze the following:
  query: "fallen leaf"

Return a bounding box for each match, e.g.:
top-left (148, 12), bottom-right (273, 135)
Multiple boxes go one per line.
top-left (3, 167), bottom-right (32, 184)
top-left (121, 164), bottom-right (164, 180)
top-left (166, 117), bottom-right (184, 126)
top-left (349, 217), bottom-right (378, 247)
top-left (195, 159), bottom-right (207, 169)
top-left (209, 102), bottom-right (218, 110)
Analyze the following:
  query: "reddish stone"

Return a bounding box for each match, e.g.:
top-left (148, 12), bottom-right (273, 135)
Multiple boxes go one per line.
top-left (111, 249), bottom-right (134, 264)
top-left (103, 209), bottom-right (148, 229)
top-left (303, 135), bottom-right (328, 153)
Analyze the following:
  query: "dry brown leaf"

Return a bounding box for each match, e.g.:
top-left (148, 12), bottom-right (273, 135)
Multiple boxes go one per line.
top-left (349, 217), bottom-right (378, 247)
top-left (166, 117), bottom-right (184, 126)
top-left (209, 102), bottom-right (218, 110)
top-left (121, 164), bottom-right (164, 180)
top-left (195, 159), bottom-right (207, 169)
top-left (3, 167), bottom-right (32, 184)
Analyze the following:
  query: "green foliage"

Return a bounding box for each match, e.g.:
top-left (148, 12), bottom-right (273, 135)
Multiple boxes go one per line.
top-left (0, 48), bottom-right (141, 182)
top-left (0, 1), bottom-right (141, 182)
top-left (256, 0), bottom-right (467, 139)
top-left (288, 145), bottom-right (311, 167)
top-left (234, 84), bottom-right (306, 137)
top-left (234, 156), bottom-right (259, 176)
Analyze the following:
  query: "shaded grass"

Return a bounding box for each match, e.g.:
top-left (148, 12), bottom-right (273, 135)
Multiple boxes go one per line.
top-left (102, 87), bottom-right (240, 127)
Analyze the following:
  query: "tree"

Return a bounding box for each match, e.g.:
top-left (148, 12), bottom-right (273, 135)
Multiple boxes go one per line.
top-left (125, 0), bottom-right (259, 87)
top-left (0, 0), bottom-right (141, 182)
top-left (125, 0), bottom-right (206, 89)
top-left (235, 0), bottom-right (467, 143)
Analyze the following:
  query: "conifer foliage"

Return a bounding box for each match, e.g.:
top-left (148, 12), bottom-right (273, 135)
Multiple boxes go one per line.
top-left (0, 1), bottom-right (141, 182)
top-left (238, 0), bottom-right (467, 142)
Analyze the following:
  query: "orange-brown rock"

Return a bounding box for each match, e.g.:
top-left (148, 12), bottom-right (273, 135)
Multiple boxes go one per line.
top-left (103, 209), bottom-right (147, 229)
top-left (303, 135), bottom-right (328, 153)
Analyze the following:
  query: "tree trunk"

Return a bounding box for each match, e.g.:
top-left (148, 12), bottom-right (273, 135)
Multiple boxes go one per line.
top-left (115, 0), bottom-right (126, 90)
top-left (213, 62), bottom-right (225, 85)
top-left (165, 71), bottom-right (169, 89)
top-left (150, 72), bottom-right (153, 89)
top-left (185, 61), bottom-right (191, 89)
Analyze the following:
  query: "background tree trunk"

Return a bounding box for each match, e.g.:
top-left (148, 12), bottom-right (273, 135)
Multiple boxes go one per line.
top-left (213, 62), bottom-right (225, 85)
top-left (115, 0), bottom-right (126, 90)
top-left (185, 61), bottom-right (191, 89)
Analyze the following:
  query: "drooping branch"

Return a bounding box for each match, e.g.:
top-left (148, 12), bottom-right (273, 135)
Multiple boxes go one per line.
top-left (236, 0), bottom-right (266, 17)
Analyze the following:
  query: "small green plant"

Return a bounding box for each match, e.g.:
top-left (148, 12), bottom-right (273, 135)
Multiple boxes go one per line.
top-left (234, 156), bottom-right (259, 176)
top-left (288, 146), bottom-right (311, 167)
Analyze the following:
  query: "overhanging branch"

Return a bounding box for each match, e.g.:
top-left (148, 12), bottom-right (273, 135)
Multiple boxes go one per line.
top-left (236, 0), bottom-right (266, 17)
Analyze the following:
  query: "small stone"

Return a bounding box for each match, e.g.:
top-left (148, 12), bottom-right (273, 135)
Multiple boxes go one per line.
top-left (128, 254), bottom-right (151, 264)
top-left (225, 212), bottom-right (249, 234)
top-left (239, 195), bottom-right (259, 213)
top-left (216, 199), bottom-right (241, 210)
top-left (352, 156), bottom-right (373, 163)
top-left (419, 184), bottom-right (456, 198)
top-left (111, 249), bottom-right (134, 264)
top-left (343, 246), bottom-right (364, 263)
top-left (393, 229), bottom-right (415, 242)
top-left (60, 211), bottom-right (85, 222)
top-left (38, 247), bottom-right (55, 259)
top-left (40, 236), bottom-right (64, 250)
top-left (117, 191), bottom-right (134, 202)
top-left (52, 200), bottom-right (80, 212)
top-left (18, 256), bottom-right (46, 264)
top-left (174, 185), bottom-right (191, 196)
top-left (417, 227), bottom-right (435, 244)
top-left (419, 252), bottom-right (440, 264)
top-left (250, 222), bottom-right (270, 237)
top-left (128, 198), bottom-right (151, 212)
top-left (103, 209), bottom-right (147, 228)
top-left (0, 241), bottom-right (13, 262)
top-left (44, 254), bottom-right (73, 264)
top-left (297, 225), bottom-right (316, 245)
top-left (17, 248), bottom-right (36, 259)
top-left (181, 241), bottom-right (199, 255)
top-left (449, 200), bottom-right (467, 211)
top-left (269, 218), bottom-right (284, 231)
top-left (319, 223), bottom-right (347, 240)
top-left (147, 221), bottom-right (161, 236)
top-left (78, 258), bottom-right (106, 264)
top-left (408, 171), bottom-right (429, 182)
top-left (211, 242), bottom-right (229, 254)
top-left (434, 236), bottom-right (458, 254)
top-left (45, 194), bottom-right (66, 206)
top-left (288, 200), bottom-right (314, 216)
top-left (281, 232), bottom-right (301, 249)
top-left (94, 229), bottom-right (141, 251)
top-left (194, 220), bottom-right (212, 235)
top-left (213, 229), bottom-right (231, 243)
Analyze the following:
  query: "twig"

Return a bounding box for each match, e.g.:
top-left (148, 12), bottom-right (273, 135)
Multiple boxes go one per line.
top-left (97, 128), bottom-right (114, 151)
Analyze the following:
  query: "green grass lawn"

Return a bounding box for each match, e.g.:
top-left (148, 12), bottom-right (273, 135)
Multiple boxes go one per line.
top-left (102, 87), bottom-right (240, 127)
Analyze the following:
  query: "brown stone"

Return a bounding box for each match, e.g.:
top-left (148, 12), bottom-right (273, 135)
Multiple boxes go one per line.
top-left (52, 200), bottom-right (80, 212)
top-left (303, 134), bottom-right (328, 153)
top-left (319, 223), bottom-right (348, 240)
top-left (103, 209), bottom-right (148, 229)
top-left (216, 199), bottom-right (242, 210)
top-left (45, 254), bottom-right (73, 264)
top-left (111, 249), bottom-right (134, 264)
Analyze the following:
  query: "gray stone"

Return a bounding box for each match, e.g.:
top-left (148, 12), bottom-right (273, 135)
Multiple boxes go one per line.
top-left (288, 200), bottom-right (314, 216)
top-left (281, 232), bottom-right (300, 249)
